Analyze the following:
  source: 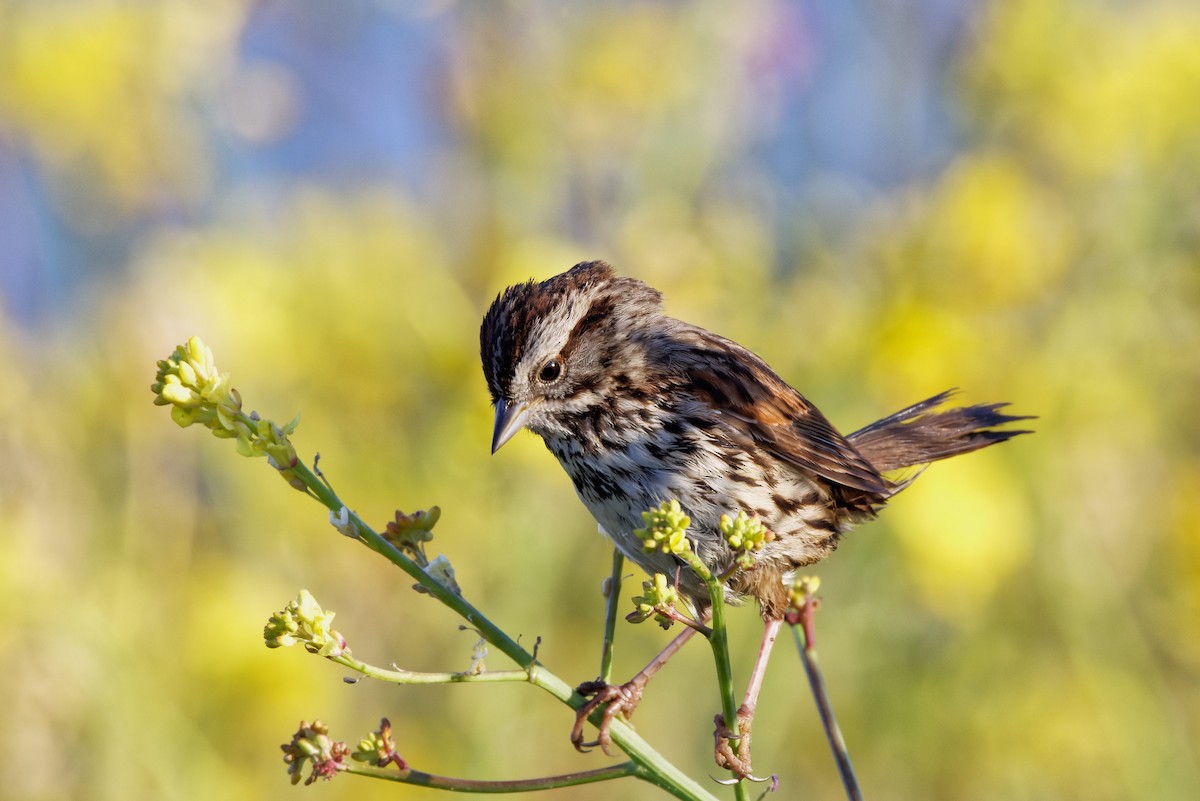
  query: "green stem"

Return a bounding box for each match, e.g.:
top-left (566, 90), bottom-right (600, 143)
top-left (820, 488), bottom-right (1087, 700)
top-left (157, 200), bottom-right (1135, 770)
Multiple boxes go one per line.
top-left (288, 461), bottom-right (722, 801)
top-left (600, 549), bottom-right (625, 684)
top-left (679, 551), bottom-right (749, 801)
top-left (791, 606), bottom-right (861, 801)
top-left (346, 760), bottom-right (639, 792)
top-left (705, 589), bottom-right (739, 742)
top-left (331, 654), bottom-right (534, 685)
top-left (295, 460), bottom-right (534, 666)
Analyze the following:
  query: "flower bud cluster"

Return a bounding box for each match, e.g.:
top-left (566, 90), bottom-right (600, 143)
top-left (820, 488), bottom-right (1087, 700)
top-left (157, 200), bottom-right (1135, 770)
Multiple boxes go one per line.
top-left (635, 500), bottom-right (692, 555)
top-left (719, 510), bottom-right (775, 568)
top-left (787, 575), bottom-right (821, 611)
top-left (627, 573), bottom-right (681, 630)
top-left (383, 506), bottom-right (441, 562)
top-left (281, 720), bottom-right (350, 785)
top-left (151, 336), bottom-right (300, 482)
top-left (264, 590), bottom-right (350, 658)
top-left (352, 718), bottom-right (407, 770)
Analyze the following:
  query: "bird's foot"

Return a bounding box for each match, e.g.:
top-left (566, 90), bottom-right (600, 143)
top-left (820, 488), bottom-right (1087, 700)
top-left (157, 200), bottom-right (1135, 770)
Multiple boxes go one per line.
top-left (571, 678), bottom-right (645, 756)
top-left (713, 704), bottom-right (760, 782)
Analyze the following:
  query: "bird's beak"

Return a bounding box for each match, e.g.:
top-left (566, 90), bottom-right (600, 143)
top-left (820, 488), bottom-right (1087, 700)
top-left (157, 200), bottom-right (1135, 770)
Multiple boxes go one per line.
top-left (491, 398), bottom-right (531, 454)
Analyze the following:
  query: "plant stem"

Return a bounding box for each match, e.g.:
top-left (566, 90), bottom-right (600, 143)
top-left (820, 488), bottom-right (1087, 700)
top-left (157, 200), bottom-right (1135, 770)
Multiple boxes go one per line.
top-left (296, 460), bottom-right (533, 665)
top-left (791, 603), bottom-right (861, 801)
top-left (674, 551), bottom-right (750, 801)
top-left (600, 549), bottom-right (625, 684)
top-left (331, 654), bottom-right (534, 684)
top-left (289, 460), bottom-right (723, 801)
top-left (705, 581), bottom-right (750, 801)
top-left (347, 761), bottom-right (640, 792)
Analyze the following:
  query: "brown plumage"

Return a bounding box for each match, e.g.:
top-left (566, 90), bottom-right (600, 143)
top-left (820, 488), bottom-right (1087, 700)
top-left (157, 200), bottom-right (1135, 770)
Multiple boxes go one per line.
top-left (481, 260), bottom-right (1032, 619)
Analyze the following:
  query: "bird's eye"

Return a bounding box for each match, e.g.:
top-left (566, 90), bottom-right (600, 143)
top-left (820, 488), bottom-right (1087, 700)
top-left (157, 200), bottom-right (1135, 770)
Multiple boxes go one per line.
top-left (538, 358), bottom-right (563, 384)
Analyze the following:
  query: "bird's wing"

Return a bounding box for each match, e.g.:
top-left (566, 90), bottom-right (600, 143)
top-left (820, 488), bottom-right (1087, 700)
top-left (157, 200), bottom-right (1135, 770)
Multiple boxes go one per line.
top-left (671, 327), bottom-right (888, 498)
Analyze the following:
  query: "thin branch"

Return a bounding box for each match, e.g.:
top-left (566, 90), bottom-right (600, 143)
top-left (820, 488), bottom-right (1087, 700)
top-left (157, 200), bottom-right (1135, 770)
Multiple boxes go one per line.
top-left (330, 653), bottom-right (536, 685)
top-left (687, 552), bottom-right (751, 801)
top-left (790, 595), bottom-right (861, 801)
top-left (346, 760), bottom-right (640, 792)
top-left (600, 549), bottom-right (625, 684)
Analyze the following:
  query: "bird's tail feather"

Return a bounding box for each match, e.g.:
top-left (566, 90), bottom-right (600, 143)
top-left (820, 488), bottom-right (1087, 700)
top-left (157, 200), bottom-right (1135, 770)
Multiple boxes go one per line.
top-left (848, 389), bottom-right (1034, 475)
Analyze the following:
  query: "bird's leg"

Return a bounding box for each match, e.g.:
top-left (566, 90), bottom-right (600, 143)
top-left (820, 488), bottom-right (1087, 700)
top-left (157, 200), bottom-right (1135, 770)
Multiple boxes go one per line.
top-left (714, 617), bottom-right (783, 779)
top-left (572, 624), bottom-right (700, 755)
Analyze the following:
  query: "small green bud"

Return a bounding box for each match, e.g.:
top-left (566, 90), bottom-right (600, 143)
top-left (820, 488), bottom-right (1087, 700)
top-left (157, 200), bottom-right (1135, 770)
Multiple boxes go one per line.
top-left (627, 573), bottom-right (681, 630)
top-left (263, 605), bottom-right (301, 649)
top-left (176, 359), bottom-right (198, 387)
top-left (352, 718), bottom-right (406, 770)
top-left (160, 381), bottom-right (200, 408)
top-left (634, 500), bottom-right (692, 555)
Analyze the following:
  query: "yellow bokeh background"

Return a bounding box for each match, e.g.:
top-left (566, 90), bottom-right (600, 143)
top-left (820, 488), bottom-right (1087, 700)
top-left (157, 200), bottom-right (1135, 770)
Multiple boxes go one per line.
top-left (1, 1), bottom-right (1197, 800)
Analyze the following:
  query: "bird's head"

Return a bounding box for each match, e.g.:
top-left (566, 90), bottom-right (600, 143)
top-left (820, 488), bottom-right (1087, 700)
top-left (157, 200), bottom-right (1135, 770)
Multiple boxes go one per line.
top-left (479, 260), bottom-right (662, 452)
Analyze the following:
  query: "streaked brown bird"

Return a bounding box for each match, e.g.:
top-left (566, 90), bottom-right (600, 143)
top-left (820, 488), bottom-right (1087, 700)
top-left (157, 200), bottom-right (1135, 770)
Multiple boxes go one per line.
top-left (480, 261), bottom-right (1031, 774)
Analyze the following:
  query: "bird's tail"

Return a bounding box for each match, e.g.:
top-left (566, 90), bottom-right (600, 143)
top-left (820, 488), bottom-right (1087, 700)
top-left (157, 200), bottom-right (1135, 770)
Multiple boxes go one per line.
top-left (848, 390), bottom-right (1033, 475)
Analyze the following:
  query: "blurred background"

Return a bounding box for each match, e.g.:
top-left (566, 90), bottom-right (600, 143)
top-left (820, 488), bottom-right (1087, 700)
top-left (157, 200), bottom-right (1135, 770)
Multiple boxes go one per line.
top-left (2, 0), bottom-right (1198, 799)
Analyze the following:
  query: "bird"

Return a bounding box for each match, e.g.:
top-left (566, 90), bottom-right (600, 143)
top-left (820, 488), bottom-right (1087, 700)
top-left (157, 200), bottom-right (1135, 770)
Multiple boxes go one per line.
top-left (480, 260), bottom-right (1031, 773)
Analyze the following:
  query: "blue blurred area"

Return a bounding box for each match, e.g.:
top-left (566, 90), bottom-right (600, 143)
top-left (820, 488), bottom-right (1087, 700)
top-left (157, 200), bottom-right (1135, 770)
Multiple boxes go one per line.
top-left (0, 0), bottom-right (981, 323)
top-left (235, 2), bottom-right (450, 185)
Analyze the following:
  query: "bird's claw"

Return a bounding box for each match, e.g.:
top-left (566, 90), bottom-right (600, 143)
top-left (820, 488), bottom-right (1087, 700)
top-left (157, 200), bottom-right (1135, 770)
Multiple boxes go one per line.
top-left (713, 705), bottom-right (760, 781)
top-left (571, 678), bottom-right (645, 756)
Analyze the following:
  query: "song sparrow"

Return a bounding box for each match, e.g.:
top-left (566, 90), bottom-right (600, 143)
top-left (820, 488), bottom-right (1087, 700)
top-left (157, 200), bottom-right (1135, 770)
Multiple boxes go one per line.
top-left (481, 260), bottom-right (1030, 618)
top-left (480, 260), bottom-right (1030, 772)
